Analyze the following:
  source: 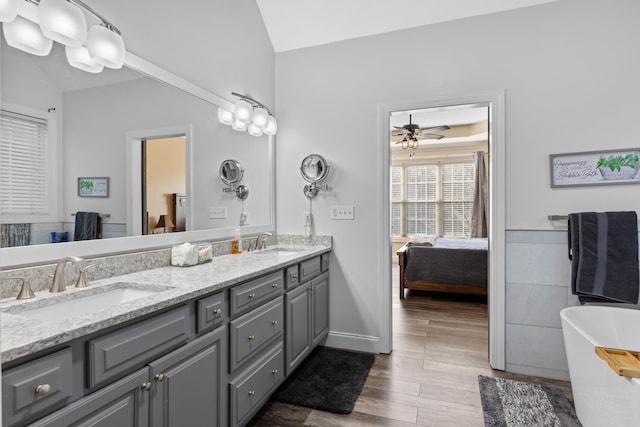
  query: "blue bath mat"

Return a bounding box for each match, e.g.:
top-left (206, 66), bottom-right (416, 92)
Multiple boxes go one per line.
top-left (478, 376), bottom-right (582, 426)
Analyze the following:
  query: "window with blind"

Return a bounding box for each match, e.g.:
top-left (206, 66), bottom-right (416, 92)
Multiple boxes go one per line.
top-left (1, 106), bottom-right (57, 222)
top-left (391, 162), bottom-right (475, 238)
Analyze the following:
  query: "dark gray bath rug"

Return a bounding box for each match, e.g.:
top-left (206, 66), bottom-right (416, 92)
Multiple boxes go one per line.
top-left (478, 375), bottom-right (582, 427)
top-left (273, 346), bottom-right (375, 414)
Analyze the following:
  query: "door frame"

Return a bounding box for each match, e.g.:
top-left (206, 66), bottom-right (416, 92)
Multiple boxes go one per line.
top-left (378, 90), bottom-right (506, 370)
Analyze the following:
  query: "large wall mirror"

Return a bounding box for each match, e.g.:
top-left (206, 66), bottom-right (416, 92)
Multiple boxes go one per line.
top-left (1, 43), bottom-right (274, 268)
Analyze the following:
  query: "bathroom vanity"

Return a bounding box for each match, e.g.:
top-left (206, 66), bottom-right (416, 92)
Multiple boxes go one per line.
top-left (0, 241), bottom-right (331, 427)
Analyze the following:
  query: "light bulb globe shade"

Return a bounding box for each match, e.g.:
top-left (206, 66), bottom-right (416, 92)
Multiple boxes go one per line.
top-left (263, 116), bottom-right (277, 136)
top-left (65, 45), bottom-right (104, 73)
top-left (217, 108), bottom-right (234, 126)
top-left (3, 16), bottom-right (53, 56)
top-left (17, 0), bottom-right (39, 23)
top-left (234, 99), bottom-right (253, 124)
top-left (247, 123), bottom-right (263, 137)
top-left (38, 0), bottom-right (87, 47)
top-left (0, 0), bottom-right (21, 23)
top-left (251, 107), bottom-right (269, 128)
top-left (231, 119), bottom-right (248, 132)
top-left (86, 25), bottom-right (125, 69)
top-left (401, 140), bottom-right (408, 150)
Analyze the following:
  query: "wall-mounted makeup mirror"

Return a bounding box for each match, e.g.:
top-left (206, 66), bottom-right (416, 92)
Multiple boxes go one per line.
top-left (0, 44), bottom-right (275, 268)
top-left (300, 154), bottom-right (330, 199)
top-left (220, 159), bottom-right (244, 186)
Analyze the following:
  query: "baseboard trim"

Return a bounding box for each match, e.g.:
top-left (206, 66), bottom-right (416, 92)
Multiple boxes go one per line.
top-left (325, 331), bottom-right (380, 354)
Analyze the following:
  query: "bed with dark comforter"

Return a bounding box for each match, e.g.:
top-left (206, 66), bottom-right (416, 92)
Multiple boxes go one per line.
top-left (397, 238), bottom-right (488, 299)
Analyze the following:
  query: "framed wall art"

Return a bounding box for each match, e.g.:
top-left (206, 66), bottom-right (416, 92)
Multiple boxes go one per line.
top-left (549, 148), bottom-right (640, 188)
top-left (78, 177), bottom-right (110, 197)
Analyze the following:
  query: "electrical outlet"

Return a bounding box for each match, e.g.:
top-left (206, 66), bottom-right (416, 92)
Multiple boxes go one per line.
top-left (209, 206), bottom-right (227, 219)
top-left (331, 205), bottom-right (355, 220)
top-left (304, 212), bottom-right (311, 226)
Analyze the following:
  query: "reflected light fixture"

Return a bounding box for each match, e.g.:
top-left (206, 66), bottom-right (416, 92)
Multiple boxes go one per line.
top-left (1, 0), bottom-right (125, 73)
top-left (218, 92), bottom-right (278, 136)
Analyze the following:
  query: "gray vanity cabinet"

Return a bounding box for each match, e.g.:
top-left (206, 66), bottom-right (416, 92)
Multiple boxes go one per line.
top-left (149, 326), bottom-right (227, 427)
top-left (285, 270), bottom-right (329, 375)
top-left (28, 367), bottom-right (150, 427)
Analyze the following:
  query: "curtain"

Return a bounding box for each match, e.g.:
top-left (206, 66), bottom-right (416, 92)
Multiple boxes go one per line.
top-left (471, 151), bottom-right (488, 238)
top-left (1, 223), bottom-right (31, 248)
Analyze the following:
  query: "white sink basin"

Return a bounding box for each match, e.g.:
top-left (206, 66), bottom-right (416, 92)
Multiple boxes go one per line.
top-left (6, 283), bottom-right (172, 322)
top-left (254, 248), bottom-right (304, 257)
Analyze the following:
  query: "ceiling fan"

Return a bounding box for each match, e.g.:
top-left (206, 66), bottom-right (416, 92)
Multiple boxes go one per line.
top-left (392, 114), bottom-right (450, 150)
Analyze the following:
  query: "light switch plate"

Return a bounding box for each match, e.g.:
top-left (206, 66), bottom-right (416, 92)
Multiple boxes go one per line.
top-left (209, 207), bottom-right (227, 219)
top-left (331, 205), bottom-right (355, 220)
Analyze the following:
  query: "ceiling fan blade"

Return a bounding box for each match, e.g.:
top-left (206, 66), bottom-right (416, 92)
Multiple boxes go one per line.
top-left (393, 126), bottom-right (407, 130)
top-left (418, 125), bottom-right (450, 132)
top-left (418, 134), bottom-right (445, 140)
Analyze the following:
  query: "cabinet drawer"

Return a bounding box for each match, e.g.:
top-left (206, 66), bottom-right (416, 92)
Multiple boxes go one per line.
top-left (321, 253), bottom-right (330, 272)
top-left (229, 343), bottom-right (284, 427)
top-left (2, 348), bottom-right (73, 426)
top-left (300, 256), bottom-right (321, 283)
top-left (88, 305), bottom-right (191, 389)
top-left (229, 270), bottom-right (283, 317)
top-left (197, 291), bottom-right (226, 334)
top-left (229, 297), bottom-right (283, 372)
top-left (285, 265), bottom-right (299, 290)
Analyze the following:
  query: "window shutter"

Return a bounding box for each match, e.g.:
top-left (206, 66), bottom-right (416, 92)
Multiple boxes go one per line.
top-left (0, 110), bottom-right (50, 217)
top-left (442, 163), bottom-right (475, 237)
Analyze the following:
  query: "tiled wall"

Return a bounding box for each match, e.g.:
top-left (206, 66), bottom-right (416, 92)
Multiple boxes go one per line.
top-left (505, 230), bottom-right (573, 380)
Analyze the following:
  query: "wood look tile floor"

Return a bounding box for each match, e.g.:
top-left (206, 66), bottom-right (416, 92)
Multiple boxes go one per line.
top-left (249, 266), bottom-right (573, 426)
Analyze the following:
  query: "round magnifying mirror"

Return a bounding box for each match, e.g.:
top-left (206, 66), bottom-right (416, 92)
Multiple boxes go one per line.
top-left (219, 159), bottom-right (244, 186)
top-left (300, 154), bottom-right (329, 183)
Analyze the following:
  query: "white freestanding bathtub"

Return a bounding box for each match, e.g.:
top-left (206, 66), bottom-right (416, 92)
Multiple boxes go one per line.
top-left (560, 306), bottom-right (640, 427)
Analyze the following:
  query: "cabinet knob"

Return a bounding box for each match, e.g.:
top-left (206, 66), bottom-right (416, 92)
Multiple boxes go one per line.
top-left (248, 293), bottom-right (256, 299)
top-left (272, 283), bottom-right (279, 288)
top-left (248, 335), bottom-right (256, 340)
top-left (141, 382), bottom-right (152, 391)
top-left (155, 373), bottom-right (165, 382)
top-left (248, 390), bottom-right (256, 396)
top-left (213, 308), bottom-right (222, 316)
top-left (272, 369), bottom-right (278, 375)
top-left (34, 384), bottom-right (51, 396)
top-left (271, 320), bottom-right (278, 326)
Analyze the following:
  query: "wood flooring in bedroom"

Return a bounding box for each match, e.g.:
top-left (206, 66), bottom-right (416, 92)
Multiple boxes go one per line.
top-left (248, 265), bottom-right (573, 426)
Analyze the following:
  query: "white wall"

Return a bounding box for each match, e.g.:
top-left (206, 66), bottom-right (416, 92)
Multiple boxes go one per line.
top-left (274, 0), bottom-right (640, 375)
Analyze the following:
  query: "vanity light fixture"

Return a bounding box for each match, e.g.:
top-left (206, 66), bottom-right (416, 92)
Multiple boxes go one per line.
top-left (1, 0), bottom-right (125, 72)
top-left (218, 92), bottom-right (278, 136)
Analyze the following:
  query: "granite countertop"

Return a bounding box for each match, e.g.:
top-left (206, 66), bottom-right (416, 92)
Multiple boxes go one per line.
top-left (0, 244), bottom-right (330, 364)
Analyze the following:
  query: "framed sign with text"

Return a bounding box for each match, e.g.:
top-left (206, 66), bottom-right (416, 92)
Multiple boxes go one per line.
top-left (549, 148), bottom-right (640, 188)
top-left (78, 177), bottom-right (110, 197)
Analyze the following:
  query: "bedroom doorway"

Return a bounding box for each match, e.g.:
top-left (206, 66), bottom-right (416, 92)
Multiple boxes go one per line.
top-left (381, 91), bottom-right (506, 370)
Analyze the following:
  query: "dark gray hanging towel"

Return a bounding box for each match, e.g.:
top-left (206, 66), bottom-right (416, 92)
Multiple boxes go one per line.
top-left (568, 211), bottom-right (639, 304)
top-left (74, 212), bottom-right (102, 241)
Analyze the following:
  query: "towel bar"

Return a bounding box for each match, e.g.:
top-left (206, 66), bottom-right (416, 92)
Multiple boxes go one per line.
top-left (71, 213), bottom-right (111, 221)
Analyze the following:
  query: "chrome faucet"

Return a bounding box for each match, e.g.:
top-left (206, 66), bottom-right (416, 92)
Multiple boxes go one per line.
top-left (51, 256), bottom-right (83, 293)
top-left (249, 232), bottom-right (272, 251)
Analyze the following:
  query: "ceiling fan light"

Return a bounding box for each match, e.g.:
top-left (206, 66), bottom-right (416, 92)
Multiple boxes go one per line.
top-left (401, 140), bottom-right (408, 150)
top-left (65, 45), bottom-right (104, 73)
top-left (234, 99), bottom-right (253, 124)
top-left (251, 107), bottom-right (269, 128)
top-left (217, 108), bottom-right (234, 126)
top-left (231, 119), bottom-right (248, 132)
top-left (38, 0), bottom-right (87, 47)
top-left (0, 0), bottom-right (21, 23)
top-left (263, 116), bottom-right (277, 136)
top-left (248, 123), bottom-right (263, 137)
top-left (3, 15), bottom-right (53, 56)
top-left (86, 25), bottom-right (125, 69)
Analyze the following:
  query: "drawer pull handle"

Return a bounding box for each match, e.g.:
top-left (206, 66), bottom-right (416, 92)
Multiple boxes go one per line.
top-left (213, 308), bottom-right (222, 315)
top-left (272, 369), bottom-right (278, 375)
top-left (272, 283), bottom-right (279, 288)
top-left (272, 320), bottom-right (278, 325)
top-left (248, 390), bottom-right (256, 396)
top-left (35, 384), bottom-right (51, 396)
top-left (248, 293), bottom-right (256, 299)
top-left (155, 373), bottom-right (165, 382)
top-left (249, 335), bottom-right (256, 340)
top-left (141, 382), bottom-right (152, 391)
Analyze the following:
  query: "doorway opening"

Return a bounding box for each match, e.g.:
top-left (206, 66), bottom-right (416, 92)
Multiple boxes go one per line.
top-left (380, 91), bottom-right (505, 369)
top-left (141, 136), bottom-right (187, 235)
